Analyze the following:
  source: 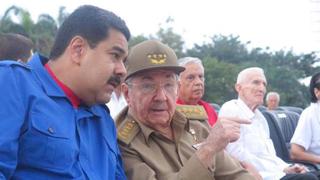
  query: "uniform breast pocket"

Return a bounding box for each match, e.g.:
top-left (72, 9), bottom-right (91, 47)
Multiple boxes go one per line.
top-left (19, 113), bottom-right (76, 170)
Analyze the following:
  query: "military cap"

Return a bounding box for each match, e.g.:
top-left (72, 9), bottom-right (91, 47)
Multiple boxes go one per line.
top-left (125, 40), bottom-right (185, 80)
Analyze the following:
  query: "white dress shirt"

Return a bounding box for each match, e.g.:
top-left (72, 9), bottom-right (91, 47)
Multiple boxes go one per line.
top-left (291, 102), bottom-right (320, 155)
top-left (106, 92), bottom-right (127, 119)
top-left (219, 98), bottom-right (288, 180)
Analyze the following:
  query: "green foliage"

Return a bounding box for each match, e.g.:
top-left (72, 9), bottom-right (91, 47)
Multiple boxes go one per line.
top-left (0, 5), bottom-right (60, 56)
top-left (128, 35), bottom-right (148, 48)
top-left (202, 57), bottom-right (240, 105)
top-left (187, 35), bottom-right (250, 64)
top-left (155, 27), bottom-right (184, 58)
top-left (187, 34), bottom-right (319, 107)
top-left (154, 17), bottom-right (185, 58)
top-left (1, 6), bottom-right (318, 107)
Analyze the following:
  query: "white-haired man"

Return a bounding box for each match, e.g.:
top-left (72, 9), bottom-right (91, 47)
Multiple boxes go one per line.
top-left (266, 91), bottom-right (280, 110)
top-left (219, 67), bottom-right (318, 180)
top-left (177, 57), bottom-right (218, 126)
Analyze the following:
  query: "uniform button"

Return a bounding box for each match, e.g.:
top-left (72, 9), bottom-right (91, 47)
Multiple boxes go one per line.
top-left (48, 127), bottom-right (54, 134)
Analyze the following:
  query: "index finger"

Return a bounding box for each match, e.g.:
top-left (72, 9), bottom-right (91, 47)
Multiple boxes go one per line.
top-left (220, 117), bottom-right (252, 124)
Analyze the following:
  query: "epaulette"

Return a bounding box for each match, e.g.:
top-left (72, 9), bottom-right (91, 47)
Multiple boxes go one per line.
top-left (176, 104), bottom-right (208, 121)
top-left (117, 115), bottom-right (140, 145)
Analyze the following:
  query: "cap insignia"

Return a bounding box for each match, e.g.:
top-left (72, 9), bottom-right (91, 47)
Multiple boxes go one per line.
top-left (148, 54), bottom-right (167, 64)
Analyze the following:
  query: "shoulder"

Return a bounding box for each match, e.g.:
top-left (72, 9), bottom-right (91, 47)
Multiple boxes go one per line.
top-left (219, 99), bottom-right (238, 115)
top-left (220, 99), bottom-right (237, 108)
top-left (0, 61), bottom-right (32, 87)
top-left (0, 60), bottom-right (31, 70)
top-left (176, 104), bottom-right (208, 121)
top-left (299, 104), bottom-right (317, 122)
top-left (117, 110), bottom-right (140, 145)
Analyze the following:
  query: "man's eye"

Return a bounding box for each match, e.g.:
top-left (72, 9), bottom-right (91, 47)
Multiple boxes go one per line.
top-left (187, 75), bottom-right (194, 80)
top-left (142, 84), bottom-right (154, 90)
top-left (165, 83), bottom-right (174, 89)
top-left (252, 80), bottom-right (259, 85)
top-left (111, 53), bottom-right (120, 59)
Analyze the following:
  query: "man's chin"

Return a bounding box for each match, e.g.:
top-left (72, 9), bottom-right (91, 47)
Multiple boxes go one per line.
top-left (97, 94), bottom-right (112, 104)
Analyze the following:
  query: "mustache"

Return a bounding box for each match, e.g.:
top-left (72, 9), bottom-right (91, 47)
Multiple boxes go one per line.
top-left (107, 75), bottom-right (122, 87)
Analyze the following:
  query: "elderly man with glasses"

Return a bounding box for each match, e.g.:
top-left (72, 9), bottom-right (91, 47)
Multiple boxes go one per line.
top-left (116, 40), bottom-right (257, 180)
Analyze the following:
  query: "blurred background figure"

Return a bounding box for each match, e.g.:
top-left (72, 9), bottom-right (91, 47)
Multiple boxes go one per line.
top-left (107, 85), bottom-right (127, 119)
top-left (266, 91), bottom-right (280, 110)
top-left (290, 72), bottom-right (320, 164)
top-left (0, 33), bottom-right (34, 63)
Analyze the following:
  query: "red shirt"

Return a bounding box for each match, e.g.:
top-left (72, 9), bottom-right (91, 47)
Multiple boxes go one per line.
top-left (45, 64), bottom-right (80, 108)
top-left (176, 99), bottom-right (218, 126)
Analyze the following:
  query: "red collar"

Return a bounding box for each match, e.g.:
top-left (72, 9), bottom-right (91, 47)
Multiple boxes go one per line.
top-left (45, 64), bottom-right (80, 108)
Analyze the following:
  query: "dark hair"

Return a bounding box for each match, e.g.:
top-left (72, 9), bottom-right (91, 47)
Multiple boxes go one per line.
top-left (309, 72), bottom-right (320, 103)
top-left (0, 33), bottom-right (34, 62)
top-left (49, 5), bottom-right (130, 59)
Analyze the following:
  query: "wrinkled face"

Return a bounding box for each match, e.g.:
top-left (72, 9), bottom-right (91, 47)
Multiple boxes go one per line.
top-left (178, 63), bottom-right (204, 104)
top-left (77, 29), bottom-right (128, 105)
top-left (267, 95), bottom-right (279, 110)
top-left (236, 71), bottom-right (267, 110)
top-left (123, 70), bottom-right (178, 129)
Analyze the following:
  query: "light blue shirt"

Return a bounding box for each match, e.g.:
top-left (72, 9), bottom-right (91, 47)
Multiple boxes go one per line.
top-left (0, 54), bottom-right (126, 180)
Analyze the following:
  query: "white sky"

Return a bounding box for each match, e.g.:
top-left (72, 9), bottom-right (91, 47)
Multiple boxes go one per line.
top-left (1, 0), bottom-right (320, 53)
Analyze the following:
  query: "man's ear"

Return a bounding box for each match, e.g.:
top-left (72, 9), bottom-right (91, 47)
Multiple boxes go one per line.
top-left (235, 83), bottom-right (241, 93)
top-left (314, 88), bottom-right (320, 99)
top-left (69, 36), bottom-right (87, 64)
top-left (122, 83), bottom-right (130, 104)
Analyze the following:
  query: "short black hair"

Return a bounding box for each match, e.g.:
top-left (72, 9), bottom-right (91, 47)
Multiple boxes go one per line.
top-left (309, 72), bottom-right (320, 103)
top-left (49, 5), bottom-right (130, 59)
top-left (0, 33), bottom-right (34, 62)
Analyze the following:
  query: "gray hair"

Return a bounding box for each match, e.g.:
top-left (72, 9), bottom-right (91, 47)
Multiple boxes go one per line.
top-left (266, 91), bottom-right (280, 101)
top-left (177, 57), bottom-right (203, 68)
top-left (236, 67), bottom-right (265, 84)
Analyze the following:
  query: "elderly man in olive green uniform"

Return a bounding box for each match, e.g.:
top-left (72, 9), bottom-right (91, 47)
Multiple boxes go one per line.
top-left (116, 40), bottom-right (255, 180)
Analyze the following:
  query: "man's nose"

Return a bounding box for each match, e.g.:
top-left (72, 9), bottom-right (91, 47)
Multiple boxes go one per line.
top-left (153, 85), bottom-right (168, 101)
top-left (194, 76), bottom-right (204, 85)
top-left (258, 84), bottom-right (266, 93)
top-left (115, 61), bottom-right (127, 78)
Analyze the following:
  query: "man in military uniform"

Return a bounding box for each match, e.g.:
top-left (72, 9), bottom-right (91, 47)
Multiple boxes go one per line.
top-left (116, 40), bottom-right (257, 180)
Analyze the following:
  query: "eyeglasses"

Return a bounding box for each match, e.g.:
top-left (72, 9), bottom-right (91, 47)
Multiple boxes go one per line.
top-left (127, 81), bottom-right (178, 95)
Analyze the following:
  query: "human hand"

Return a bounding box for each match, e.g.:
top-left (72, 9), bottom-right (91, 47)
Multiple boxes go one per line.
top-left (284, 164), bottom-right (308, 174)
top-left (196, 120), bottom-right (229, 168)
top-left (219, 117), bottom-right (251, 142)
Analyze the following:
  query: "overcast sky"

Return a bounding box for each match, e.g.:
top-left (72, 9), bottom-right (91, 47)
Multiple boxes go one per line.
top-left (1, 0), bottom-right (320, 53)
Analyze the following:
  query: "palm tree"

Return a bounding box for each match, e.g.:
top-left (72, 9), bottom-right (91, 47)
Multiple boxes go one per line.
top-left (0, 5), bottom-right (59, 56)
top-left (0, 5), bottom-right (31, 36)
